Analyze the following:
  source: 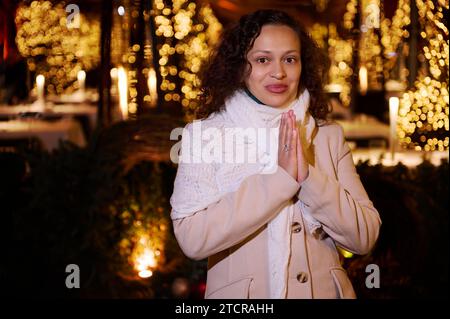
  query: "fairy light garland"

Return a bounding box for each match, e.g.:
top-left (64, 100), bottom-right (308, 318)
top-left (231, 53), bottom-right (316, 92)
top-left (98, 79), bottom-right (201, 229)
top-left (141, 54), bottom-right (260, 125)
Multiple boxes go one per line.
top-left (380, 0), bottom-right (410, 73)
top-left (15, 1), bottom-right (100, 95)
top-left (153, 0), bottom-right (222, 121)
top-left (358, 0), bottom-right (384, 91)
top-left (343, 0), bottom-right (358, 30)
top-left (310, 23), bottom-right (354, 107)
top-left (398, 0), bottom-right (449, 151)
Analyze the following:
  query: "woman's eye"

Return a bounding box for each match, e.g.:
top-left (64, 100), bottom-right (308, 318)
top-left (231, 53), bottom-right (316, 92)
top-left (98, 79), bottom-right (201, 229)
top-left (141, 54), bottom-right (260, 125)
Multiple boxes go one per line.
top-left (256, 57), bottom-right (269, 63)
top-left (285, 57), bottom-right (297, 63)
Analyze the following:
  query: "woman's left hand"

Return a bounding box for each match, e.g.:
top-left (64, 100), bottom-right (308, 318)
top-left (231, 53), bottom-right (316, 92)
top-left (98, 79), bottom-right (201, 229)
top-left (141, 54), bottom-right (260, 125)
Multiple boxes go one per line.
top-left (295, 122), bottom-right (309, 184)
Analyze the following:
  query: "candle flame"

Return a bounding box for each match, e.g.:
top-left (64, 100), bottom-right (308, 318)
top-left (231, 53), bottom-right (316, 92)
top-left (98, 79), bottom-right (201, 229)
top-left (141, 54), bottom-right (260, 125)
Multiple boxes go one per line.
top-left (389, 97), bottom-right (400, 161)
top-left (77, 70), bottom-right (86, 82)
top-left (389, 97), bottom-right (399, 114)
top-left (359, 66), bottom-right (368, 95)
top-left (135, 248), bottom-right (157, 270)
top-left (132, 233), bottom-right (158, 279)
top-left (110, 68), bottom-right (118, 79)
top-left (138, 270), bottom-right (153, 278)
top-left (147, 68), bottom-right (158, 107)
top-left (36, 74), bottom-right (45, 86)
top-left (36, 74), bottom-right (45, 101)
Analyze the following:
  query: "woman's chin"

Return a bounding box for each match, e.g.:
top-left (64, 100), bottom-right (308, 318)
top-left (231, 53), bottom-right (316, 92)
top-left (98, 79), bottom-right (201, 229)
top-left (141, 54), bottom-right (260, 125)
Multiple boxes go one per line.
top-left (264, 97), bottom-right (294, 109)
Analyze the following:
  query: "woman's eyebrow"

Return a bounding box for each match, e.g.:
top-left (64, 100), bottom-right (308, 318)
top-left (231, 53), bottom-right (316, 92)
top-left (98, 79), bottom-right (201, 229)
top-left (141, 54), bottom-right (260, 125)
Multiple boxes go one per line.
top-left (250, 49), bottom-right (300, 54)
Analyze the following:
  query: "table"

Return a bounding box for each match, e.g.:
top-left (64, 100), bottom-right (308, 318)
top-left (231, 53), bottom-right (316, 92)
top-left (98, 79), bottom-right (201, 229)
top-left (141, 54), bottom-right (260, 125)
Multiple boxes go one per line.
top-left (337, 115), bottom-right (390, 142)
top-left (351, 147), bottom-right (448, 167)
top-left (0, 103), bottom-right (98, 129)
top-left (0, 118), bottom-right (86, 150)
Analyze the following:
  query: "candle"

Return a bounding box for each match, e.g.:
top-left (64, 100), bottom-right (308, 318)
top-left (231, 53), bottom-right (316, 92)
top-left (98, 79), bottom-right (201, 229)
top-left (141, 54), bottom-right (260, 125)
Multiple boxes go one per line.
top-left (36, 74), bottom-right (45, 102)
top-left (77, 70), bottom-right (86, 93)
top-left (118, 67), bottom-right (128, 120)
top-left (359, 66), bottom-right (368, 95)
top-left (389, 97), bottom-right (399, 162)
top-left (147, 68), bottom-right (158, 108)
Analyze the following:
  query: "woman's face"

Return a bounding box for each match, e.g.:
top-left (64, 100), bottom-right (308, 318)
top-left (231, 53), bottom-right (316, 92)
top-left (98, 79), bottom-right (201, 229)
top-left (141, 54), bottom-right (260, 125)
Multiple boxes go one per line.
top-left (244, 24), bottom-right (302, 109)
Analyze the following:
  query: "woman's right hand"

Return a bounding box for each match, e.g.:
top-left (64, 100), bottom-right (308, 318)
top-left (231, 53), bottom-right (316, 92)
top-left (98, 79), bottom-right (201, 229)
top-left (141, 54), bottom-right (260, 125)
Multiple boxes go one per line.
top-left (278, 110), bottom-right (298, 181)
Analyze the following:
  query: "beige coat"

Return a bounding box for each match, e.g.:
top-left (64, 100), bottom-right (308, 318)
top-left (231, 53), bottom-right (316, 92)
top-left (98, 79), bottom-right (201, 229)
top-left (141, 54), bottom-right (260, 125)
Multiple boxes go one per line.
top-left (172, 122), bottom-right (381, 299)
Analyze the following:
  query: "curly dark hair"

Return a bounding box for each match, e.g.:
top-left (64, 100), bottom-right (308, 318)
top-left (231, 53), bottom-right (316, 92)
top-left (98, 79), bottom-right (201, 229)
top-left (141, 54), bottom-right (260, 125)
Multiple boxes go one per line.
top-left (197, 9), bottom-right (331, 123)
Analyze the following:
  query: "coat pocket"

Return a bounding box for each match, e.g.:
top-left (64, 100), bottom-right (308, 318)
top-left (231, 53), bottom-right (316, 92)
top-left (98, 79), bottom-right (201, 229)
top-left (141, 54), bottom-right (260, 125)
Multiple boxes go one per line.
top-left (205, 277), bottom-right (253, 299)
top-left (329, 267), bottom-right (356, 299)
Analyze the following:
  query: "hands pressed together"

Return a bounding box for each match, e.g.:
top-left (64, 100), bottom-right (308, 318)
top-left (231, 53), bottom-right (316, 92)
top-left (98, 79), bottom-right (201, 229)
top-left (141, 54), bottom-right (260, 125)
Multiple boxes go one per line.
top-left (278, 110), bottom-right (309, 184)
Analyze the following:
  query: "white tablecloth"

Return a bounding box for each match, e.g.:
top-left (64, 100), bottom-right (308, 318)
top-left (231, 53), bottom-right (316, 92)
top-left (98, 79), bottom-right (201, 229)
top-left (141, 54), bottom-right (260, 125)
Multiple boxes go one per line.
top-left (337, 115), bottom-right (390, 140)
top-left (0, 103), bottom-right (97, 129)
top-left (351, 148), bottom-right (448, 167)
top-left (0, 118), bottom-right (86, 150)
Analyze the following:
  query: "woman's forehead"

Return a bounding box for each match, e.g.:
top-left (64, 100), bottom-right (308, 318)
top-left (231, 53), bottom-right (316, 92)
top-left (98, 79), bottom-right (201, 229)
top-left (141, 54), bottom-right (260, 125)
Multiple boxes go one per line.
top-left (248, 26), bottom-right (301, 54)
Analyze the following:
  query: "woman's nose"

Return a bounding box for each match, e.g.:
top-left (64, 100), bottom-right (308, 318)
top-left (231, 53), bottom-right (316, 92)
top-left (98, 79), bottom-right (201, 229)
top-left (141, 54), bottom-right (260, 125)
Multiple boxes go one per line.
top-left (270, 62), bottom-right (286, 79)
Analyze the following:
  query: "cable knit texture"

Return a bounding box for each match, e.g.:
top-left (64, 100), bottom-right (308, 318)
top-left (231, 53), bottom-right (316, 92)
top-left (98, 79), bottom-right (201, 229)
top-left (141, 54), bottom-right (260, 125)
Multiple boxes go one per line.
top-left (171, 89), bottom-right (322, 298)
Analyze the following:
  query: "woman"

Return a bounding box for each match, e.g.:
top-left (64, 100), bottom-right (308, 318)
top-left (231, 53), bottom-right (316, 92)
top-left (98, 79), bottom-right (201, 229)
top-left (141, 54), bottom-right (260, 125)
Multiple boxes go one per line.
top-left (170, 9), bottom-right (381, 299)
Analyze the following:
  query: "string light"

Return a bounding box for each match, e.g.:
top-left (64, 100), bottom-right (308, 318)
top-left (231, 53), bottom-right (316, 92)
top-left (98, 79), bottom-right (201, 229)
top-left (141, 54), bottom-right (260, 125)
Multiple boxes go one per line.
top-left (343, 0), bottom-right (358, 31)
top-left (152, 0), bottom-right (222, 121)
top-left (312, 0), bottom-right (330, 12)
top-left (380, 0), bottom-right (410, 82)
top-left (311, 23), bottom-right (353, 107)
top-left (358, 0), bottom-right (384, 91)
top-left (312, 0), bottom-right (447, 153)
top-left (398, 0), bottom-right (449, 151)
top-left (15, 1), bottom-right (100, 95)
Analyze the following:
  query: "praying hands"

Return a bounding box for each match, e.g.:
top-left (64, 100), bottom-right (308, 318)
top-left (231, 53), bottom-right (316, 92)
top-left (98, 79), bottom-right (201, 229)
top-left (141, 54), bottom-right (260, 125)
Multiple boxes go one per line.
top-left (278, 109), bottom-right (309, 184)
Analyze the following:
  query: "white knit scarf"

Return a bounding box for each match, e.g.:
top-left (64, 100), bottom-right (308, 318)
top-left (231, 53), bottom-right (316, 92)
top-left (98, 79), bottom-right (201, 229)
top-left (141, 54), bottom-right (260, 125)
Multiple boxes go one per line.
top-left (171, 89), bottom-right (322, 298)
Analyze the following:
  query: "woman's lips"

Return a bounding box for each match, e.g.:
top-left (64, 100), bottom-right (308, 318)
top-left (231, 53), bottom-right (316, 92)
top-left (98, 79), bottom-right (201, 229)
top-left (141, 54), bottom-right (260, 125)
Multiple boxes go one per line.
top-left (265, 84), bottom-right (288, 93)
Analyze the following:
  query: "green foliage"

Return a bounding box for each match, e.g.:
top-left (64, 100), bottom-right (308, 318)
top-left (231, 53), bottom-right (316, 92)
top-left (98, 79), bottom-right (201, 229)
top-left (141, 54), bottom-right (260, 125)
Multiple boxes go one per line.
top-left (345, 159), bottom-right (449, 298)
top-left (5, 119), bottom-right (202, 298)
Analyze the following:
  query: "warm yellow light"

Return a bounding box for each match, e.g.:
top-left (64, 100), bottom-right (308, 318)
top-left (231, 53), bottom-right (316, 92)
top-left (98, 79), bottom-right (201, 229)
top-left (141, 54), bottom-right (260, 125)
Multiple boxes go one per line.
top-left (135, 248), bottom-right (157, 270)
top-left (110, 67), bottom-right (118, 79)
top-left (138, 270), bottom-right (153, 278)
top-left (36, 74), bottom-right (45, 86)
top-left (77, 70), bottom-right (86, 92)
top-left (151, 2), bottom-right (222, 121)
top-left (389, 97), bottom-right (400, 158)
top-left (77, 70), bottom-right (86, 82)
top-left (133, 238), bottom-right (158, 279)
top-left (118, 67), bottom-right (128, 120)
top-left (147, 68), bottom-right (158, 107)
top-left (36, 74), bottom-right (45, 100)
top-left (16, 1), bottom-right (100, 94)
top-left (359, 66), bottom-right (368, 95)
top-left (337, 247), bottom-right (354, 258)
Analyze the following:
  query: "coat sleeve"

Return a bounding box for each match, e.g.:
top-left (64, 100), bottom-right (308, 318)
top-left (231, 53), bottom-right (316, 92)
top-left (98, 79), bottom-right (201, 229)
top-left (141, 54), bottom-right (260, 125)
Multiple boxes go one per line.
top-left (172, 166), bottom-right (300, 260)
top-left (298, 125), bottom-right (381, 255)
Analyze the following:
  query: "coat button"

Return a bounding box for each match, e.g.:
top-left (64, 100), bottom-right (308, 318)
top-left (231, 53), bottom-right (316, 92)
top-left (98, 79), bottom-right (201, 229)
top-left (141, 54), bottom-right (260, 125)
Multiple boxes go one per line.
top-left (296, 272), bottom-right (308, 283)
top-left (292, 222), bottom-right (302, 233)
